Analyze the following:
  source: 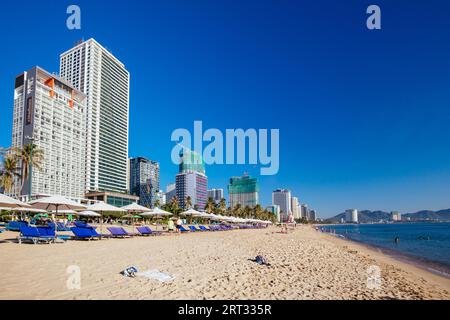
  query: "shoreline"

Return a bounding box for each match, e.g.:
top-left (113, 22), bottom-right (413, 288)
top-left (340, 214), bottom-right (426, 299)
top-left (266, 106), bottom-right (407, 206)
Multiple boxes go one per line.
top-left (315, 227), bottom-right (450, 291)
top-left (315, 224), bottom-right (450, 280)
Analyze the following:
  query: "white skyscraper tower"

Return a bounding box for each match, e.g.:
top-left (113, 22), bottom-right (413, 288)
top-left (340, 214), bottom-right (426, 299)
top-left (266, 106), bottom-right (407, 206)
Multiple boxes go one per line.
top-left (272, 189), bottom-right (291, 222)
top-left (59, 39), bottom-right (130, 193)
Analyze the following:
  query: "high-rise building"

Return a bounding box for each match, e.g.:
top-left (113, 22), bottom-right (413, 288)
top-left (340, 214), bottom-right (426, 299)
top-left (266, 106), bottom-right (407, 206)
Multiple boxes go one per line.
top-left (156, 190), bottom-right (166, 206)
top-left (391, 211), bottom-right (401, 222)
top-left (10, 66), bottom-right (86, 200)
top-left (228, 174), bottom-right (259, 208)
top-left (176, 149), bottom-right (208, 209)
top-left (291, 196), bottom-right (300, 219)
top-left (60, 38), bottom-right (130, 194)
top-left (165, 183), bottom-right (176, 203)
top-left (208, 189), bottom-right (224, 204)
top-left (301, 204), bottom-right (309, 220)
top-left (272, 189), bottom-right (291, 222)
top-left (309, 209), bottom-right (317, 221)
top-left (345, 209), bottom-right (358, 223)
top-left (129, 157), bottom-right (160, 208)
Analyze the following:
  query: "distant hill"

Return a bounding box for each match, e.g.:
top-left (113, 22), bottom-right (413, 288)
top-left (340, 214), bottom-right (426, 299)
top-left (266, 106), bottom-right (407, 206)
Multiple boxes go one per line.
top-left (326, 209), bottom-right (450, 223)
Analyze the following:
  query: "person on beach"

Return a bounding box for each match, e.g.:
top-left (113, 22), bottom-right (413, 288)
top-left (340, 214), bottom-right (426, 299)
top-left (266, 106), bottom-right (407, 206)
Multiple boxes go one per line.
top-left (176, 218), bottom-right (182, 233)
top-left (168, 219), bottom-right (175, 232)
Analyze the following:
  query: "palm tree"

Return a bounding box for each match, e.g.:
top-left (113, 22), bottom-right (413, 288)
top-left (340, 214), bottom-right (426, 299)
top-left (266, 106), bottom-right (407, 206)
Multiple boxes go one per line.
top-left (253, 204), bottom-right (263, 219)
top-left (154, 199), bottom-right (160, 208)
top-left (170, 196), bottom-right (181, 215)
top-left (185, 196), bottom-right (192, 209)
top-left (205, 197), bottom-right (216, 213)
top-left (15, 144), bottom-right (43, 192)
top-left (218, 198), bottom-right (227, 215)
top-left (243, 206), bottom-right (252, 218)
top-left (0, 155), bottom-right (21, 193)
top-left (232, 204), bottom-right (242, 218)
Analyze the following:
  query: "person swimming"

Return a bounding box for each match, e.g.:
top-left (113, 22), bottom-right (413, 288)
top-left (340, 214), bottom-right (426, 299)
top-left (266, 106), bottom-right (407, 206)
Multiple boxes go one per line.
top-left (394, 236), bottom-right (400, 244)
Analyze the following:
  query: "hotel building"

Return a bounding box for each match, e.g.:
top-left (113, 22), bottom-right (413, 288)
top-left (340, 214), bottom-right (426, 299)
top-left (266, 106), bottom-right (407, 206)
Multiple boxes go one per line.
top-left (59, 38), bottom-right (130, 194)
top-left (345, 209), bottom-right (359, 223)
top-left (228, 174), bottom-right (259, 208)
top-left (176, 149), bottom-right (208, 209)
top-left (10, 66), bottom-right (86, 200)
top-left (291, 196), bottom-right (300, 219)
top-left (208, 188), bottom-right (224, 204)
top-left (272, 189), bottom-right (291, 222)
top-left (129, 157), bottom-right (160, 208)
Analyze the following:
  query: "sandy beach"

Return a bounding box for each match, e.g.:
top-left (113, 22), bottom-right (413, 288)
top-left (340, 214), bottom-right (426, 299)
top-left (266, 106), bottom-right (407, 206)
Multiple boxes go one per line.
top-left (0, 225), bottom-right (449, 300)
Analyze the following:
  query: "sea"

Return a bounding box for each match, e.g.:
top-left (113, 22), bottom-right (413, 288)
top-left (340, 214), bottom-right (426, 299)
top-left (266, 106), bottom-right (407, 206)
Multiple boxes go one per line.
top-left (319, 222), bottom-right (450, 278)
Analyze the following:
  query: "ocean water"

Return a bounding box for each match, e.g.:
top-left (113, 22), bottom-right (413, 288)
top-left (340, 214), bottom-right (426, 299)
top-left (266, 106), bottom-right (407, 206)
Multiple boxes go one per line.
top-left (319, 223), bottom-right (450, 276)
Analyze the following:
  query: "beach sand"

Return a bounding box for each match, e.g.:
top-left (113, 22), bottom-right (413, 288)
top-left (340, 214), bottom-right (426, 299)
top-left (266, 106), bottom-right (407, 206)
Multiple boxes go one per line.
top-left (0, 225), bottom-right (449, 300)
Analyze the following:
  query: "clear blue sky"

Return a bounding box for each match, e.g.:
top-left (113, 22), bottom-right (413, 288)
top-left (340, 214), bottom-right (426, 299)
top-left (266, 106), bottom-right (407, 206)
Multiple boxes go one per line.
top-left (1, 0), bottom-right (450, 218)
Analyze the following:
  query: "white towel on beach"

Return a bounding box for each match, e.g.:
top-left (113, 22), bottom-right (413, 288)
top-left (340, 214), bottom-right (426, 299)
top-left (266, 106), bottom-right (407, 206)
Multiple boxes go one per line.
top-left (137, 270), bottom-right (175, 282)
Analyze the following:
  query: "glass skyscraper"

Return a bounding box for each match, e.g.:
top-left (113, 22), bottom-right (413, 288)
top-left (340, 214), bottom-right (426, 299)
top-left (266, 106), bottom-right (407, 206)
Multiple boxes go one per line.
top-left (228, 174), bottom-right (259, 208)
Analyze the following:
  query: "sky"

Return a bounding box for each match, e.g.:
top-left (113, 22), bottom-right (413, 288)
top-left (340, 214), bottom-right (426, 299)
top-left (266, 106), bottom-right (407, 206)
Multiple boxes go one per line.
top-left (1, 0), bottom-right (450, 218)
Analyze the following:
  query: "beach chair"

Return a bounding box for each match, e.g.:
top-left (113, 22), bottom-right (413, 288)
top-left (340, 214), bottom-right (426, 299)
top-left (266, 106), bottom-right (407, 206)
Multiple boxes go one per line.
top-left (6, 221), bottom-right (28, 232)
top-left (107, 227), bottom-right (134, 238)
top-left (56, 222), bottom-right (71, 231)
top-left (71, 227), bottom-right (101, 240)
top-left (188, 226), bottom-right (198, 232)
top-left (178, 226), bottom-right (190, 233)
top-left (199, 226), bottom-right (210, 231)
top-left (18, 226), bottom-right (54, 244)
top-left (137, 226), bottom-right (165, 236)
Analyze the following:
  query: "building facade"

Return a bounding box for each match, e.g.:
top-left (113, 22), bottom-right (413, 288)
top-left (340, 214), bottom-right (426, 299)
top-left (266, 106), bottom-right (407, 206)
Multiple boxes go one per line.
top-left (345, 209), bottom-right (359, 223)
top-left (228, 174), bottom-right (259, 208)
top-left (175, 149), bottom-right (208, 209)
top-left (10, 66), bottom-right (86, 200)
top-left (301, 204), bottom-right (309, 220)
top-left (85, 191), bottom-right (138, 207)
top-left (60, 38), bottom-right (130, 194)
top-left (165, 183), bottom-right (176, 203)
top-left (208, 189), bottom-right (224, 204)
top-left (309, 209), bottom-right (317, 221)
top-left (272, 189), bottom-right (291, 222)
top-left (291, 196), bottom-right (300, 219)
top-left (129, 157), bottom-right (160, 208)
top-left (391, 211), bottom-right (401, 222)
top-left (176, 172), bottom-right (208, 209)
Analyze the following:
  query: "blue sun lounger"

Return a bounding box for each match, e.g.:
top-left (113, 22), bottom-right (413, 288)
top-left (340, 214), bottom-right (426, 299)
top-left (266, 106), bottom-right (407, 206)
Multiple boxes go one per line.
top-left (199, 226), bottom-right (210, 231)
top-left (18, 226), bottom-right (54, 244)
top-left (188, 226), bottom-right (198, 232)
top-left (136, 226), bottom-right (165, 236)
top-left (71, 227), bottom-right (100, 240)
top-left (107, 227), bottom-right (134, 238)
top-left (178, 226), bottom-right (190, 233)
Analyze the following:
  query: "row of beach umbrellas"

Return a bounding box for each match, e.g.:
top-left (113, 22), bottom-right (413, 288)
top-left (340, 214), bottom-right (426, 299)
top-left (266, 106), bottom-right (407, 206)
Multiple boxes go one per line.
top-left (0, 193), bottom-right (273, 226)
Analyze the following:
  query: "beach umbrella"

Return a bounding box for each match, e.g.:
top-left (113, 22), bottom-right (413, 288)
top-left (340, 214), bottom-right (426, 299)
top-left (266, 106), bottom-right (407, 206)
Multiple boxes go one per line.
top-left (180, 208), bottom-right (202, 216)
top-left (2, 207), bottom-right (46, 213)
top-left (77, 211), bottom-right (101, 217)
top-left (87, 202), bottom-right (125, 234)
top-left (0, 193), bottom-right (32, 209)
top-left (121, 203), bottom-right (150, 213)
top-left (141, 207), bottom-right (173, 217)
top-left (28, 195), bottom-right (86, 239)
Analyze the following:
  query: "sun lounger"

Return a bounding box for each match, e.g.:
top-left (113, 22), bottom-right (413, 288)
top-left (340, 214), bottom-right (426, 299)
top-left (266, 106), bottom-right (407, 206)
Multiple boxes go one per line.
top-left (6, 221), bottom-right (28, 232)
top-left (188, 226), bottom-right (198, 232)
top-left (71, 227), bottom-right (101, 240)
top-left (136, 226), bottom-right (165, 236)
top-left (107, 227), bottom-right (134, 238)
top-left (178, 226), bottom-right (190, 233)
top-left (18, 226), bottom-right (54, 244)
top-left (199, 226), bottom-right (210, 231)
